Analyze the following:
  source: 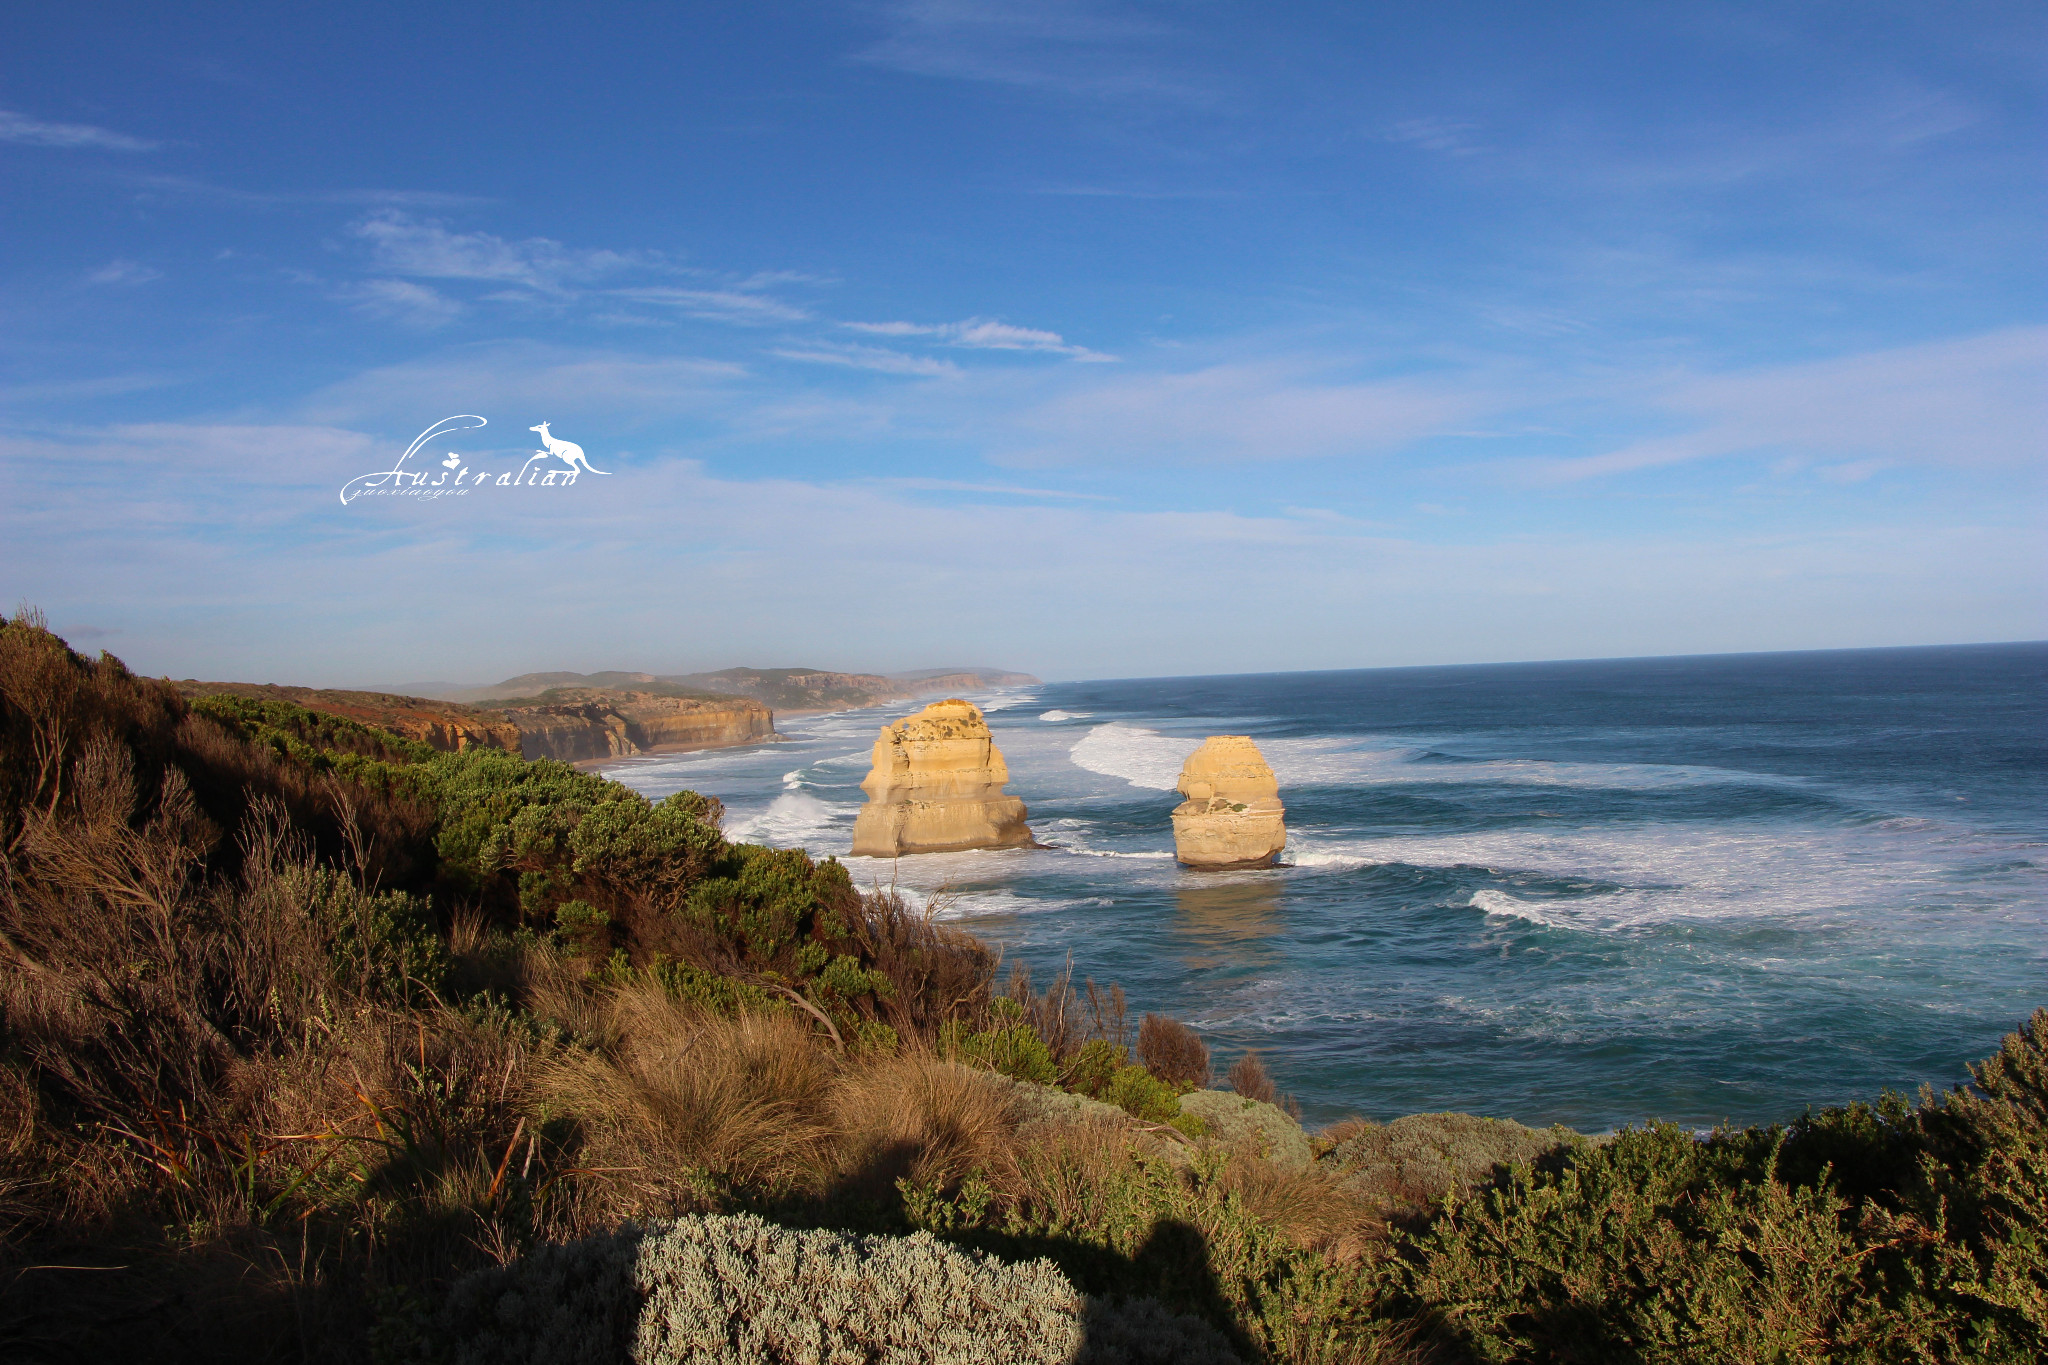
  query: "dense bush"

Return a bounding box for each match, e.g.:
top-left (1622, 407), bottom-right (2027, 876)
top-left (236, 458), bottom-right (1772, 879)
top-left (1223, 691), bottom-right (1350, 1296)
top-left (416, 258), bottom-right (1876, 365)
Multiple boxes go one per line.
top-left (1138, 1012), bottom-right (1211, 1088)
top-left (1229, 1050), bottom-right (1276, 1104)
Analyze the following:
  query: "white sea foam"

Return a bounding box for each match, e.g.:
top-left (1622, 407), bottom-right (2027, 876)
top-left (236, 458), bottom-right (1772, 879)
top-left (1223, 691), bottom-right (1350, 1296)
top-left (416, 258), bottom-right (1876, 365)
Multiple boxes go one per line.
top-left (1068, 723), bottom-right (1200, 790)
top-left (1283, 818), bottom-right (2044, 931)
top-left (1467, 888), bottom-right (1578, 930)
top-left (1039, 709), bottom-right (1090, 722)
top-left (723, 791), bottom-right (856, 848)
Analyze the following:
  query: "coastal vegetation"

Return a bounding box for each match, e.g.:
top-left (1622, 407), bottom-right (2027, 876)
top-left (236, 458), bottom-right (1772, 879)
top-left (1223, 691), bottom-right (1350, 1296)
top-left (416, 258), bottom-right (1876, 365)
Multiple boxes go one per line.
top-left (0, 610), bottom-right (2041, 1362)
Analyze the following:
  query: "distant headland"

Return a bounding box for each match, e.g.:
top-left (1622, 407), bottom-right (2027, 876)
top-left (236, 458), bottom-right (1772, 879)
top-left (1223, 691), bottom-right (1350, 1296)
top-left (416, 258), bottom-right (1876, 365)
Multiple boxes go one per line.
top-left (169, 665), bottom-right (1039, 765)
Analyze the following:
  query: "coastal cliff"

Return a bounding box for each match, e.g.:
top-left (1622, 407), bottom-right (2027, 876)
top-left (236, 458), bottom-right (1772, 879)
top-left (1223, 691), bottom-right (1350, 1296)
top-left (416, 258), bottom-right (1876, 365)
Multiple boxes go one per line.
top-left (502, 690), bottom-right (775, 762)
top-left (172, 681), bottom-right (774, 763)
top-left (1171, 735), bottom-right (1286, 868)
top-left (850, 698), bottom-right (1034, 856)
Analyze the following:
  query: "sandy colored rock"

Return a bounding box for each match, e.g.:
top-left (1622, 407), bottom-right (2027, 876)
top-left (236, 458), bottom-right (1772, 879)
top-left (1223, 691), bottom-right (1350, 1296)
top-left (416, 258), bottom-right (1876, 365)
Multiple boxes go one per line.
top-left (1171, 736), bottom-right (1285, 868)
top-left (850, 699), bottom-right (1034, 856)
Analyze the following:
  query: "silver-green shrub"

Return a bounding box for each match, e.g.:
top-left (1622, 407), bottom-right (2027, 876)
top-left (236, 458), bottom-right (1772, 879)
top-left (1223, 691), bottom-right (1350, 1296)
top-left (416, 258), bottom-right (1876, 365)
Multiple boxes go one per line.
top-left (440, 1212), bottom-right (1242, 1365)
top-left (1320, 1111), bottom-right (1581, 1214)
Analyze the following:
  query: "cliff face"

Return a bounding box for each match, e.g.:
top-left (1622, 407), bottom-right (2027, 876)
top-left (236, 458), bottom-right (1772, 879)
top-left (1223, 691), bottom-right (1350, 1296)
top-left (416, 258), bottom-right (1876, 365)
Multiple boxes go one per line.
top-left (172, 682), bottom-right (522, 754)
top-left (1171, 736), bottom-right (1286, 869)
top-left (850, 699), bottom-right (1034, 857)
top-left (503, 691), bottom-right (776, 763)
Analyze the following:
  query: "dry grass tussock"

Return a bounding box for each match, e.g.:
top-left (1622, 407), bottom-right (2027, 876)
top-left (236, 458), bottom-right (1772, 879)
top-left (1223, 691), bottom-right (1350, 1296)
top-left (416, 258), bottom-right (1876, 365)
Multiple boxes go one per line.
top-left (542, 982), bottom-right (1029, 1215)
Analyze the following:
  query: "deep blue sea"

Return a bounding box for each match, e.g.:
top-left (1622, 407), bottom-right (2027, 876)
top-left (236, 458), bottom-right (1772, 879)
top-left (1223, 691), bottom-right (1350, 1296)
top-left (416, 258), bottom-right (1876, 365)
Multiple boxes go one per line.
top-left (605, 643), bottom-right (2047, 1133)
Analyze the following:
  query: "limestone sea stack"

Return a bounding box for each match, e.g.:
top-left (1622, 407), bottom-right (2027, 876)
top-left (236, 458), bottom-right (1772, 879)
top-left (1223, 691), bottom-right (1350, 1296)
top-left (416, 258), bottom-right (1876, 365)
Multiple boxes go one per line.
top-left (1171, 736), bottom-right (1286, 869)
top-left (850, 699), bottom-right (1034, 857)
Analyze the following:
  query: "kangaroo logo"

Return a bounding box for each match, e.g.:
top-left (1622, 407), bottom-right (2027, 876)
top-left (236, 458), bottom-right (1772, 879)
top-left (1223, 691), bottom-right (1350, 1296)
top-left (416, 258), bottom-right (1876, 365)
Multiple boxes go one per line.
top-left (529, 421), bottom-right (610, 476)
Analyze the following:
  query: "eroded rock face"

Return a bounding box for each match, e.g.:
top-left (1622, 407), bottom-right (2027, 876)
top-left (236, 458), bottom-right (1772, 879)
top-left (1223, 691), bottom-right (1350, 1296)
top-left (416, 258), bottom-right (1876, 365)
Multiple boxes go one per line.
top-left (506, 693), bottom-right (776, 763)
top-left (1171, 736), bottom-right (1285, 868)
top-left (850, 699), bottom-right (1034, 856)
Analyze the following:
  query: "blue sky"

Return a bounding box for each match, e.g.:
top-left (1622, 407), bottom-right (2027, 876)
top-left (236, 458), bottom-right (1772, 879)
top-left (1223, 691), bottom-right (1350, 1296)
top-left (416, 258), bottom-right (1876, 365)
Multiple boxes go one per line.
top-left (2, 1), bottom-right (2042, 684)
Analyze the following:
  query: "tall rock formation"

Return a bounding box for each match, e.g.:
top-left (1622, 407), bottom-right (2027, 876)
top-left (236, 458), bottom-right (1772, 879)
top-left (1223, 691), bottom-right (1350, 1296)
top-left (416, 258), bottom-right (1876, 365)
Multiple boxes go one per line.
top-left (1171, 736), bottom-right (1285, 869)
top-left (850, 699), bottom-right (1034, 856)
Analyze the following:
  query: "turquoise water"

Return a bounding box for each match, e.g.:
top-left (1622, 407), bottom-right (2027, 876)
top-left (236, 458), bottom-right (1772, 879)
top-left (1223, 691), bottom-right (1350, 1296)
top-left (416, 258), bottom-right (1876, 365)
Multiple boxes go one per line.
top-left (605, 643), bottom-right (2047, 1132)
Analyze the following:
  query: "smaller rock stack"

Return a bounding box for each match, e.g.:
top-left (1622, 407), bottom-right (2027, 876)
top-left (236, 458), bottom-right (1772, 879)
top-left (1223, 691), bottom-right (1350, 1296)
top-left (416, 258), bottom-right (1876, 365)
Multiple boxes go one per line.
top-left (850, 699), bottom-right (1034, 857)
top-left (1171, 736), bottom-right (1286, 868)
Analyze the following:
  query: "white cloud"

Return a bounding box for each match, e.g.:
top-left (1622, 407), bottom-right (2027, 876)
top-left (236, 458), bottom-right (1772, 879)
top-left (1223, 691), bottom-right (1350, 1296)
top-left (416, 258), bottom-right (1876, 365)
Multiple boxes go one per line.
top-left (5, 420), bottom-right (2039, 683)
top-left (844, 315), bottom-right (1112, 359)
top-left (771, 343), bottom-right (960, 376)
top-left (0, 109), bottom-right (156, 151)
top-left (85, 259), bottom-right (163, 286)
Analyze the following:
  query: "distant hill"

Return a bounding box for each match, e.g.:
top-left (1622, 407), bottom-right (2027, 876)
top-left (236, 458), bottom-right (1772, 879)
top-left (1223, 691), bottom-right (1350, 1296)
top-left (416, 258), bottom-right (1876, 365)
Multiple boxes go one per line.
top-left (410, 665), bottom-right (1041, 713)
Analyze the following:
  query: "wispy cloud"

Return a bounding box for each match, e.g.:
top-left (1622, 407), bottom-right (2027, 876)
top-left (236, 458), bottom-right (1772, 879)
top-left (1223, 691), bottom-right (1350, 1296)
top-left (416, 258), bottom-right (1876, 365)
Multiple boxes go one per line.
top-left (853, 0), bottom-right (1213, 104)
top-left (1022, 183), bottom-right (1233, 199)
top-left (85, 259), bottom-right (163, 286)
top-left (614, 286), bottom-right (811, 324)
top-left (0, 108), bottom-right (156, 152)
top-left (337, 278), bottom-right (464, 328)
top-left (351, 212), bottom-right (656, 294)
top-left (872, 477), bottom-right (1113, 501)
top-left (133, 175), bottom-right (486, 208)
top-left (295, 342), bottom-right (748, 427)
top-left (985, 359), bottom-right (1483, 465)
top-left (1524, 327), bottom-right (2048, 482)
top-left (1382, 117), bottom-right (1486, 156)
top-left (844, 315), bottom-right (1113, 359)
top-left (771, 342), bottom-right (959, 376)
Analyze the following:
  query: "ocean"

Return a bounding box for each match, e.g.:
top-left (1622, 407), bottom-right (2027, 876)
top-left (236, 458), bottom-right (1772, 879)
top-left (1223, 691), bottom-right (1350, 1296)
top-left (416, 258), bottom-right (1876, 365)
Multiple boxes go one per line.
top-left (603, 643), bottom-right (2047, 1133)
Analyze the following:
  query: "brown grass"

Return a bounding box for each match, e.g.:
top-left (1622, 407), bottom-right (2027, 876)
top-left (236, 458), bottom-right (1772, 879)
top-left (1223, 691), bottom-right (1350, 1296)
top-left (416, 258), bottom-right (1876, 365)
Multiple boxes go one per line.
top-left (540, 982), bottom-right (1032, 1215)
top-left (832, 1052), bottom-right (1023, 1196)
top-left (545, 984), bottom-right (838, 1214)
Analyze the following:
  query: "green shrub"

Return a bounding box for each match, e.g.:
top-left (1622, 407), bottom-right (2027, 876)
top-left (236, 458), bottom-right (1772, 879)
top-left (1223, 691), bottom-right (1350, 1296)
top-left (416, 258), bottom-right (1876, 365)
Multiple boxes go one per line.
top-left (1104, 1063), bottom-right (1198, 1131)
top-left (435, 1212), bottom-right (1243, 1364)
top-left (300, 865), bottom-right (446, 1005)
top-left (1063, 1037), bottom-right (1127, 1097)
top-left (940, 1020), bottom-right (1060, 1086)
